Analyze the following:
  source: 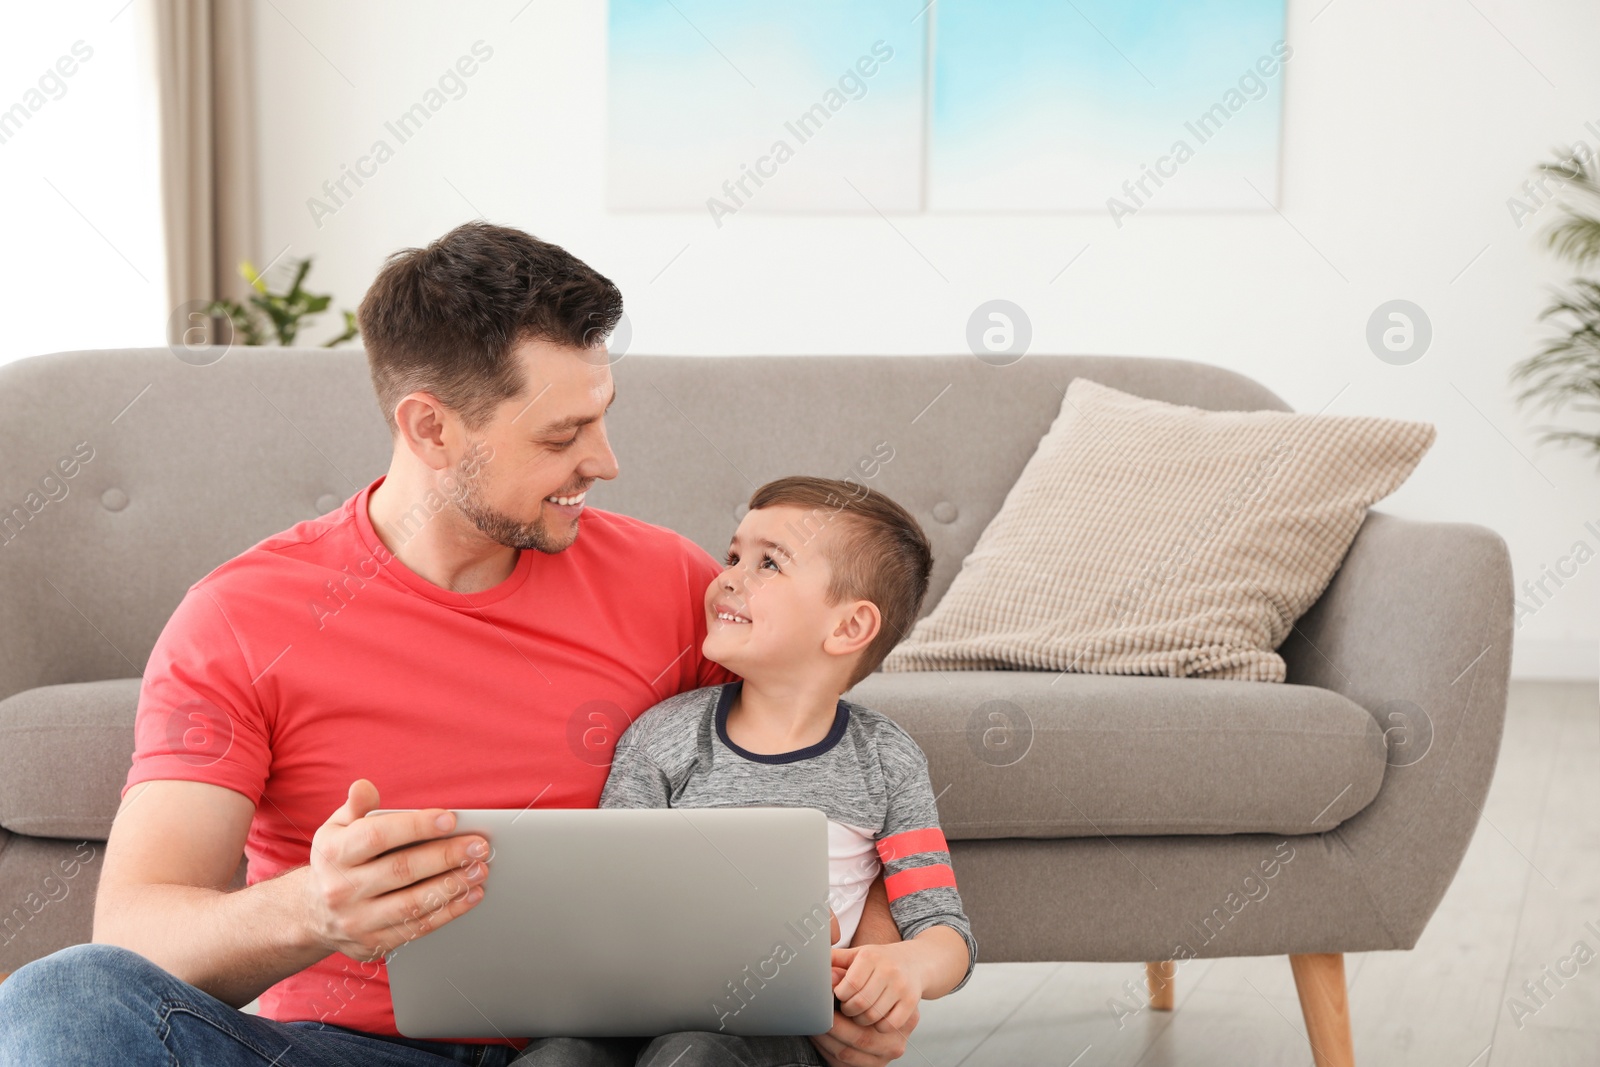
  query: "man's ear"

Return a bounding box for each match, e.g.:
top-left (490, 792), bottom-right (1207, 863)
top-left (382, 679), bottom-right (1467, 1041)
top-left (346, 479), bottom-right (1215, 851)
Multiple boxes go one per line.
top-left (824, 600), bottom-right (881, 659)
top-left (393, 392), bottom-right (458, 470)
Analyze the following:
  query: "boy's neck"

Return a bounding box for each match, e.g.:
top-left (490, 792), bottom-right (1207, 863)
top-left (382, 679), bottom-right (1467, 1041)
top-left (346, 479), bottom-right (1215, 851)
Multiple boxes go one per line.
top-left (725, 675), bottom-right (846, 756)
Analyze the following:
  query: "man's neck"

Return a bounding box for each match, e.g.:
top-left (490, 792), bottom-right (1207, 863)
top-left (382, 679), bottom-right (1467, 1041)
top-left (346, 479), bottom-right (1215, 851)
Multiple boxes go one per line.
top-left (367, 466), bottom-right (519, 594)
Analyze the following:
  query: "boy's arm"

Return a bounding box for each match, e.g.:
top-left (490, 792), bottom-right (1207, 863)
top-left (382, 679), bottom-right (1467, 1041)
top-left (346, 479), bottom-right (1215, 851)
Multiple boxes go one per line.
top-left (879, 924), bottom-right (969, 999)
top-left (835, 884), bottom-right (968, 1007)
top-left (598, 717), bottom-right (672, 809)
top-left (870, 737), bottom-right (978, 994)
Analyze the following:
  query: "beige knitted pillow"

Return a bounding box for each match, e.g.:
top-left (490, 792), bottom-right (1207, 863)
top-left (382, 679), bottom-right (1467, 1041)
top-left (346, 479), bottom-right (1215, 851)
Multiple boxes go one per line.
top-left (882, 377), bottom-right (1436, 682)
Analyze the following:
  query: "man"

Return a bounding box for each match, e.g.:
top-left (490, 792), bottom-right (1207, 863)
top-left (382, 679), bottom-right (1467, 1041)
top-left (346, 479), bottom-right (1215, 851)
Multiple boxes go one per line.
top-left (0, 223), bottom-right (919, 1066)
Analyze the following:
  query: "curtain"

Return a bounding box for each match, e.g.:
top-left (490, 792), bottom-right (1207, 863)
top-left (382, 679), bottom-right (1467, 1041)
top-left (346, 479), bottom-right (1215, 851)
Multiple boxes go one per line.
top-left (154, 0), bottom-right (259, 342)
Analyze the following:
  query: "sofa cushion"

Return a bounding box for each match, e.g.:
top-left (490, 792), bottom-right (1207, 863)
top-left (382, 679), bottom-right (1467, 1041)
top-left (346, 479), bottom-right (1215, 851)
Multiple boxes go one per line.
top-left (4, 672), bottom-right (1387, 843)
top-left (882, 377), bottom-right (1436, 682)
top-left (0, 680), bottom-right (139, 840)
top-left (844, 670), bottom-right (1387, 838)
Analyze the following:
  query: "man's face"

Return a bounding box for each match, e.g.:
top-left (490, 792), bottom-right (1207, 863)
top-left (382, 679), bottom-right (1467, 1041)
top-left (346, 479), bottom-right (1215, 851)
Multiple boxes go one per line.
top-left (451, 337), bottom-right (619, 554)
top-left (703, 505), bottom-right (855, 678)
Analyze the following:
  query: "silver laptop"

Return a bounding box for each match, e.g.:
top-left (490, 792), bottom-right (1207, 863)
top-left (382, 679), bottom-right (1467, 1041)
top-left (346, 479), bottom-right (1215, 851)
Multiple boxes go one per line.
top-left (371, 806), bottom-right (835, 1039)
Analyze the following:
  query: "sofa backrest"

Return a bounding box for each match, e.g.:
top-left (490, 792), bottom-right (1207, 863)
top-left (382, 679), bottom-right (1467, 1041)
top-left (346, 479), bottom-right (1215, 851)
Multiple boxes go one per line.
top-left (0, 348), bottom-right (1289, 699)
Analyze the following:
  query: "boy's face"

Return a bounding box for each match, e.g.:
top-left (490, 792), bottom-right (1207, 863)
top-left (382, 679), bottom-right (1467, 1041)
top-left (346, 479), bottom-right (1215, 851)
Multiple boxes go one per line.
top-left (702, 504), bottom-right (873, 682)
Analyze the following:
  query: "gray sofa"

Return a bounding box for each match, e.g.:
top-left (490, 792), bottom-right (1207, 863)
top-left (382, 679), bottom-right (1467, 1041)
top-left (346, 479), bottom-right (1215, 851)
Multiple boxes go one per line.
top-left (0, 347), bottom-right (1512, 1064)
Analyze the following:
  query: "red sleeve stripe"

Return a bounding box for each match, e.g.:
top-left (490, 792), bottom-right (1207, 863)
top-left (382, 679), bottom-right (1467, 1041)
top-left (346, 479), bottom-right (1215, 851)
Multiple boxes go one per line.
top-left (884, 863), bottom-right (957, 901)
top-left (876, 827), bottom-right (949, 863)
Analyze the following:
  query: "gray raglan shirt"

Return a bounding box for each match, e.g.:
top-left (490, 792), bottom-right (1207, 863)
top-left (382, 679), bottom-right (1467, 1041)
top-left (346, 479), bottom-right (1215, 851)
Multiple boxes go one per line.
top-left (599, 680), bottom-right (977, 992)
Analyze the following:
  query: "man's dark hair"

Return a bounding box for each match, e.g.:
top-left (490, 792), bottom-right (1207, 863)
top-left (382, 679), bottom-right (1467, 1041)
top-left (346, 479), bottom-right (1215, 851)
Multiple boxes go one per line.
top-left (357, 221), bottom-right (623, 434)
top-left (746, 476), bottom-right (933, 688)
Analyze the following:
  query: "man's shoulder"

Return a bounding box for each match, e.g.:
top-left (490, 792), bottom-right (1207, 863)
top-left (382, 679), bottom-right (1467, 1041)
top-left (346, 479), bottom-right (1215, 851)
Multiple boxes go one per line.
top-left (579, 507), bottom-right (719, 571)
top-left (188, 500), bottom-right (357, 596)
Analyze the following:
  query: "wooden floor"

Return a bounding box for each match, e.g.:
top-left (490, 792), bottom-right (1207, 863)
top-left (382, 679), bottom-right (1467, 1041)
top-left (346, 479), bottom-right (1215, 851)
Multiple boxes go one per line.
top-left (910, 680), bottom-right (1599, 1066)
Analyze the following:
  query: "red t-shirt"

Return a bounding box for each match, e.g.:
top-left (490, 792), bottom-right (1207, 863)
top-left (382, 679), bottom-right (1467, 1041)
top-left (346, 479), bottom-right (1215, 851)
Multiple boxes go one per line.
top-left (121, 476), bottom-right (737, 1045)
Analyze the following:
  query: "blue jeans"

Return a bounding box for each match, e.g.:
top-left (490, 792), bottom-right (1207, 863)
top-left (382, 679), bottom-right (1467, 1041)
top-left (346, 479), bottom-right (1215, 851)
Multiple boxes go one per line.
top-left (0, 944), bottom-right (826, 1066)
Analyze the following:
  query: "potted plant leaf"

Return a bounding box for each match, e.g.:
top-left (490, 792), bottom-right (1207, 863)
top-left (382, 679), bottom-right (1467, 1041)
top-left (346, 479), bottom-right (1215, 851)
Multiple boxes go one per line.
top-left (1511, 149), bottom-right (1600, 466)
top-left (205, 256), bottom-right (359, 348)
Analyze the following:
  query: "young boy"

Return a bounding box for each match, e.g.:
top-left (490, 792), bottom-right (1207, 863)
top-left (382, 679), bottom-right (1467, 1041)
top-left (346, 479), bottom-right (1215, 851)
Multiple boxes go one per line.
top-left (599, 475), bottom-right (977, 1043)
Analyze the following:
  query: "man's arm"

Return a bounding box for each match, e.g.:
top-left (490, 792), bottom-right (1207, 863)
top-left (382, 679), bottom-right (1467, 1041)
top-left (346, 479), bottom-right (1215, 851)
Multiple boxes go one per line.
top-left (94, 778), bottom-right (491, 1009)
top-left (851, 871), bottom-right (901, 946)
top-left (94, 780), bottom-right (324, 1007)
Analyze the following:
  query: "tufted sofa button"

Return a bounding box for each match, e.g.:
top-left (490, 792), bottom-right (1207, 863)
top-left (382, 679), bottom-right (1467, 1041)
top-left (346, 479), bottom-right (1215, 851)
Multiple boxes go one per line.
top-left (932, 501), bottom-right (958, 524)
top-left (733, 502), bottom-right (749, 520)
top-left (315, 493), bottom-right (342, 514)
top-left (100, 488), bottom-right (129, 512)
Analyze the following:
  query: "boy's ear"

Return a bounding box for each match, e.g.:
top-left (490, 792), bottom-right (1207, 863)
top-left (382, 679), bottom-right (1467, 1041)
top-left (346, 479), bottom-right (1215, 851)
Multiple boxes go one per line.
top-left (825, 600), bottom-right (881, 659)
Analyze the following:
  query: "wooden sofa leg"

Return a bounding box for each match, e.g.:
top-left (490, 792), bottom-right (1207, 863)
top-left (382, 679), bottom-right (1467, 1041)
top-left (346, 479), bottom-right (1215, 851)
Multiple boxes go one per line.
top-left (1289, 953), bottom-right (1354, 1067)
top-left (1146, 961), bottom-right (1175, 1011)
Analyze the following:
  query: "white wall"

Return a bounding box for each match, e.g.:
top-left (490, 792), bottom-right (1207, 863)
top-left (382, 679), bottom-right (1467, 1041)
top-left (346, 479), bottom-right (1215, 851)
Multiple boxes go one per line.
top-left (252, 0), bottom-right (1600, 680)
top-left (1, 1), bottom-right (167, 366)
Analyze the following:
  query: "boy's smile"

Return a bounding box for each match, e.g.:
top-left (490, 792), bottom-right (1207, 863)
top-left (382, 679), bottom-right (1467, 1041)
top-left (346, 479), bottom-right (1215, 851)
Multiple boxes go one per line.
top-left (703, 504), bottom-right (863, 682)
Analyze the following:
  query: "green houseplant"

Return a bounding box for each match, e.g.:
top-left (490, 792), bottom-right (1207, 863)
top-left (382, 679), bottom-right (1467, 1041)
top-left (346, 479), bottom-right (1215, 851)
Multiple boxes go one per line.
top-left (205, 256), bottom-right (359, 348)
top-left (1511, 150), bottom-right (1600, 464)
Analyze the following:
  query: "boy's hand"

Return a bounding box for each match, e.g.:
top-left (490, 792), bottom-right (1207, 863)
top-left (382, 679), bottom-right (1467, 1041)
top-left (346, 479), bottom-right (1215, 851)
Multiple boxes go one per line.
top-left (828, 907), bottom-right (840, 945)
top-left (830, 942), bottom-right (924, 1033)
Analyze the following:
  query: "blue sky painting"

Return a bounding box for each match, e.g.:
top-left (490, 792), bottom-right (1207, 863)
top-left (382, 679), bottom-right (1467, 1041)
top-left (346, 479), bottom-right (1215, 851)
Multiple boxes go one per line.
top-left (606, 0), bottom-right (1287, 216)
top-left (606, 0), bottom-right (927, 214)
top-left (928, 0), bottom-right (1287, 211)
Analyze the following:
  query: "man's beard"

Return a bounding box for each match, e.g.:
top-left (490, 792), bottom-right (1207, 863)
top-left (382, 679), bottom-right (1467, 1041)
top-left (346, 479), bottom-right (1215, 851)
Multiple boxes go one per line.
top-left (450, 462), bottom-right (576, 554)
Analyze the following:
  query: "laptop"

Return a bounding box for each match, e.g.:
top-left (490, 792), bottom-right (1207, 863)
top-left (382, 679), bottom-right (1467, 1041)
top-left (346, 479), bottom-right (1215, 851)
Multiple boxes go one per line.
top-left (370, 806), bottom-right (835, 1039)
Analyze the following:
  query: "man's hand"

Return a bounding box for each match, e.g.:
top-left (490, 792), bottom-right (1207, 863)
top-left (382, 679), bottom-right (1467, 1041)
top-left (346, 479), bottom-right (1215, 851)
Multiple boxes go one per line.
top-left (303, 779), bottom-right (490, 961)
top-left (810, 875), bottom-right (918, 1065)
top-left (811, 981), bottom-right (919, 1067)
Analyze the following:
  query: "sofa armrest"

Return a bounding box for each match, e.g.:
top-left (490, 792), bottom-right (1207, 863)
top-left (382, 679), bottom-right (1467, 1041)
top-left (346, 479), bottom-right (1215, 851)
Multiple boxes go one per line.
top-left (1279, 509), bottom-right (1514, 948)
